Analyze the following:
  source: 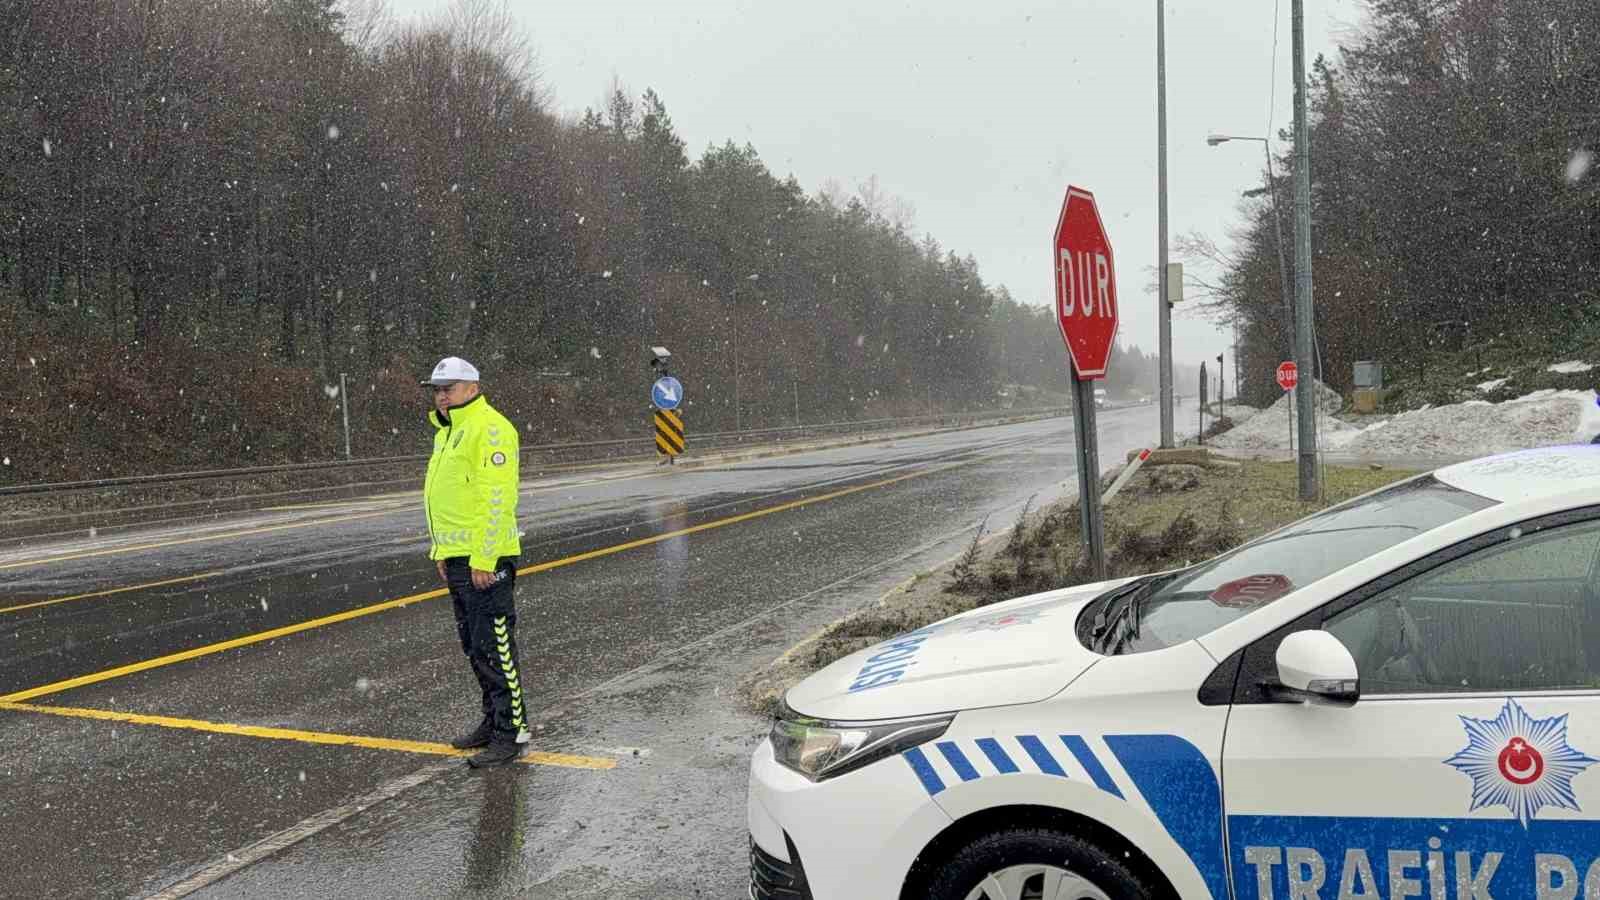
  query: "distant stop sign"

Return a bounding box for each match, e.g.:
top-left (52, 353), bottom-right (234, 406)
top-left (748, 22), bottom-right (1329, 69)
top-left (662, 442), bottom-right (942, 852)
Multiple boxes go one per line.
top-left (1053, 186), bottom-right (1119, 379)
top-left (1276, 361), bottom-right (1299, 391)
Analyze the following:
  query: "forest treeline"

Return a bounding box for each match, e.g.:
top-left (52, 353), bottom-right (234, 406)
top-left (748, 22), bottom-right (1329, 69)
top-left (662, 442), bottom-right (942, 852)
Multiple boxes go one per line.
top-left (1, 0), bottom-right (1162, 482)
top-left (1198, 0), bottom-right (1600, 406)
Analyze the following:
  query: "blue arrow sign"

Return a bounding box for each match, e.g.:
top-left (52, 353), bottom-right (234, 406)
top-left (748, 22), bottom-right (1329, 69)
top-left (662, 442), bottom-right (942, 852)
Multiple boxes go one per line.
top-left (652, 376), bottom-right (683, 411)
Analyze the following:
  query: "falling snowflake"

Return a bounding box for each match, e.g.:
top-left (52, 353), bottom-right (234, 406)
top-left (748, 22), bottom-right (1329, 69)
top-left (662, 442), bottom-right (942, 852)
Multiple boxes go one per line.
top-left (297, 771), bottom-right (307, 782)
top-left (855, 335), bottom-right (865, 348)
top-left (2, 458), bottom-right (9, 466)
top-left (1444, 697), bottom-right (1597, 828)
top-left (1567, 150), bottom-right (1594, 184)
top-left (590, 347), bottom-right (602, 359)
top-left (323, 384), bottom-right (340, 399)
top-left (326, 124), bottom-right (341, 140)
top-left (355, 677), bottom-right (372, 693)
top-left (602, 270), bottom-right (613, 279)
top-left (42, 138), bottom-right (52, 157)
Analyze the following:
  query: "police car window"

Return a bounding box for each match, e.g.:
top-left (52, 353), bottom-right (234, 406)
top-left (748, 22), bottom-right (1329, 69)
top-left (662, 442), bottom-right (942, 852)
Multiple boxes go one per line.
top-left (1326, 518), bottom-right (1600, 694)
top-left (1084, 477), bottom-right (1494, 655)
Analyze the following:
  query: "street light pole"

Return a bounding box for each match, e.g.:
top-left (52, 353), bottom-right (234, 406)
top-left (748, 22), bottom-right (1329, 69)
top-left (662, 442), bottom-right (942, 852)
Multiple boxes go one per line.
top-left (1156, 0), bottom-right (1174, 449)
top-left (1291, 0), bottom-right (1319, 500)
top-left (1207, 134), bottom-right (1294, 361)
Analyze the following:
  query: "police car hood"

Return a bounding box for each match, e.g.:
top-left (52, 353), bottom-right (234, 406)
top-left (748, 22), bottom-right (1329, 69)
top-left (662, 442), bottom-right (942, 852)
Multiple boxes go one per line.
top-left (784, 577), bottom-right (1132, 721)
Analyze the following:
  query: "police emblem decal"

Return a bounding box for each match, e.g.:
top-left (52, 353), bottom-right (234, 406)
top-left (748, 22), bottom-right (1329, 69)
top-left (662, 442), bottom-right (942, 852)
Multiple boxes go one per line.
top-left (491, 451), bottom-right (506, 466)
top-left (1444, 697), bottom-right (1597, 827)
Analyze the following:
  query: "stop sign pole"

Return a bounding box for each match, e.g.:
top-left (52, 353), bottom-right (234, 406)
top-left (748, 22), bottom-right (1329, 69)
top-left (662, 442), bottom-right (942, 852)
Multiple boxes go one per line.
top-left (1054, 186), bottom-right (1119, 581)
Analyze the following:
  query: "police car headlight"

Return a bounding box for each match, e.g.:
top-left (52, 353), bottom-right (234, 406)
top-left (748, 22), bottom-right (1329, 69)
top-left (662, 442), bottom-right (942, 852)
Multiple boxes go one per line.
top-left (769, 705), bottom-right (954, 782)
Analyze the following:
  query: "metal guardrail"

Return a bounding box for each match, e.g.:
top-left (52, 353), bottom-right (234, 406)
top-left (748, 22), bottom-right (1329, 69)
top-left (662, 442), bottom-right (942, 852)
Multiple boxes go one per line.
top-left (0, 407), bottom-right (1071, 499)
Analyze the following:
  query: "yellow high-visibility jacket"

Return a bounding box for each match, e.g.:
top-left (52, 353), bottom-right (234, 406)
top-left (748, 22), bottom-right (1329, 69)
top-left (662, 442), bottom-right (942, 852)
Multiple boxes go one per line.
top-left (424, 394), bottom-right (521, 571)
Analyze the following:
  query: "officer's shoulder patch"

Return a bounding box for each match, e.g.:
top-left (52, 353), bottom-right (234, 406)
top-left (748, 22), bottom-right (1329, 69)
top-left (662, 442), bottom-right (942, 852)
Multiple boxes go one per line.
top-left (491, 451), bottom-right (507, 466)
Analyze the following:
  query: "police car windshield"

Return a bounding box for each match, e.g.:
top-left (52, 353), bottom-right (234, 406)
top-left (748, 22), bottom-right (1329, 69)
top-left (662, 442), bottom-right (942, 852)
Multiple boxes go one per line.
top-left (1083, 476), bottom-right (1495, 655)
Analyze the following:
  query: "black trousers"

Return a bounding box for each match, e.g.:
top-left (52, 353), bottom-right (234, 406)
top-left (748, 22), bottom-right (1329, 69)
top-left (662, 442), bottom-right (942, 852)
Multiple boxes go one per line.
top-left (444, 556), bottom-right (526, 740)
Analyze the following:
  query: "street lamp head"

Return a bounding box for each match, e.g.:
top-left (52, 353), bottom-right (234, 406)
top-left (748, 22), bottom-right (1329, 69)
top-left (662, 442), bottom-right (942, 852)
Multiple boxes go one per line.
top-left (1206, 134), bottom-right (1230, 146)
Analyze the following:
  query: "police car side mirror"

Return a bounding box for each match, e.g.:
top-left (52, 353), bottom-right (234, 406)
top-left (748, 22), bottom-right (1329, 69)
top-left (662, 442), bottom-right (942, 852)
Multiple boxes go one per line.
top-left (1269, 631), bottom-right (1360, 707)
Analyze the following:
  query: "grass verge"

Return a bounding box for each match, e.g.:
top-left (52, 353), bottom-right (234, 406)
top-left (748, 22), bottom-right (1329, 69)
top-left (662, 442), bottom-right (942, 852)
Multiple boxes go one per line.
top-left (735, 457), bottom-right (1415, 717)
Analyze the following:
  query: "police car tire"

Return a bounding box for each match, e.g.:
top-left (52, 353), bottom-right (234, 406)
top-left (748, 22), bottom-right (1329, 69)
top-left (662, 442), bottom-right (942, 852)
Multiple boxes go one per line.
top-left (922, 827), bottom-right (1154, 900)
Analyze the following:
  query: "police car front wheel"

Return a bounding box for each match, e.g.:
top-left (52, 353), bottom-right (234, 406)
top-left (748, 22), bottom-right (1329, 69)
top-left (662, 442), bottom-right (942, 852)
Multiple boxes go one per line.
top-left (921, 827), bottom-right (1154, 900)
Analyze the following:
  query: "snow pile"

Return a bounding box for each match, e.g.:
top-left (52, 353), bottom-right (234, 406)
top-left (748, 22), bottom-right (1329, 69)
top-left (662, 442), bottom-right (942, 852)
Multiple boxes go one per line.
top-left (1476, 378), bottom-right (1508, 393)
top-left (1341, 390), bottom-right (1600, 458)
top-left (1210, 382), bottom-right (1360, 452)
top-left (1218, 403), bottom-right (1262, 426)
top-left (1548, 360), bottom-right (1594, 374)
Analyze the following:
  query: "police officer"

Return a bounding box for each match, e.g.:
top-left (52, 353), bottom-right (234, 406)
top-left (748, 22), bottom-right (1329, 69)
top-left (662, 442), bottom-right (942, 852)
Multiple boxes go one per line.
top-left (422, 356), bottom-right (528, 767)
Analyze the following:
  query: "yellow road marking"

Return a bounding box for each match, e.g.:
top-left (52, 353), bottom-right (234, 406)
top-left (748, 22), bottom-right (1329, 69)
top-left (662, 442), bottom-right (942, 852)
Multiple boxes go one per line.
top-left (0, 701), bottom-right (614, 770)
top-left (0, 510), bottom-right (397, 572)
top-left (0, 463), bottom-right (957, 703)
top-left (0, 571), bottom-right (226, 615)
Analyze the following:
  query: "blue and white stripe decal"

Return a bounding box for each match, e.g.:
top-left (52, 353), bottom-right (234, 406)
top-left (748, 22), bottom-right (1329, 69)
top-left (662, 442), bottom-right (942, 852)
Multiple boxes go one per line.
top-left (905, 733), bottom-right (1228, 900)
top-left (902, 746), bottom-right (945, 795)
top-left (1106, 734), bottom-right (1230, 900)
top-left (975, 738), bottom-right (1019, 774)
top-left (936, 741), bottom-right (982, 782)
top-left (903, 734), bottom-right (1125, 796)
top-left (1017, 735), bottom-right (1067, 776)
top-left (1063, 734), bottom-right (1124, 799)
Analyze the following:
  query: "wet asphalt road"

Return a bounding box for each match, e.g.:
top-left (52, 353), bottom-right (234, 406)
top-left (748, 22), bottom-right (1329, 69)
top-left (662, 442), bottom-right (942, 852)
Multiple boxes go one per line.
top-left (0, 408), bottom-right (1169, 899)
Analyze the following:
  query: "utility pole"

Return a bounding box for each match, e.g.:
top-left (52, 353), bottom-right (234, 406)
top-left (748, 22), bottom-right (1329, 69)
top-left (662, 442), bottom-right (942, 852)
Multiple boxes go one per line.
top-left (732, 288), bottom-right (740, 433)
top-left (1156, 0), bottom-right (1174, 449)
top-left (1265, 146), bottom-right (1295, 361)
top-left (1292, 0), bottom-right (1319, 500)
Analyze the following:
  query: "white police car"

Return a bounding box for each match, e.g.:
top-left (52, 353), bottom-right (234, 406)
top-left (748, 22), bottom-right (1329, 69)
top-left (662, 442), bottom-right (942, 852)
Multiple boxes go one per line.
top-left (749, 446), bottom-right (1600, 899)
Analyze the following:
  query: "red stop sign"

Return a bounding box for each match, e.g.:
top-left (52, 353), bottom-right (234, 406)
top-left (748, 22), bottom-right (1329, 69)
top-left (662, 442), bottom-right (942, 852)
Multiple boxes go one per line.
top-left (1276, 361), bottom-right (1298, 391)
top-left (1209, 574), bottom-right (1294, 609)
top-left (1053, 186), bottom-right (1119, 379)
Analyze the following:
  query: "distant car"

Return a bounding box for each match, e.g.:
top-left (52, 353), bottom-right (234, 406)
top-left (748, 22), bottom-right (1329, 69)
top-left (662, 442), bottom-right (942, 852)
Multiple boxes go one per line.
top-left (1094, 388), bottom-right (1108, 409)
top-left (749, 445), bottom-right (1600, 900)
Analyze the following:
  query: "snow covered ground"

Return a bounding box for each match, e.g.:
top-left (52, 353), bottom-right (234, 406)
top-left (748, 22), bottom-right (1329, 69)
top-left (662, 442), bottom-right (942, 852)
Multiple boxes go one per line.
top-left (1210, 382), bottom-right (1362, 452)
top-left (1549, 360), bottom-right (1595, 374)
top-left (1212, 381), bottom-right (1600, 459)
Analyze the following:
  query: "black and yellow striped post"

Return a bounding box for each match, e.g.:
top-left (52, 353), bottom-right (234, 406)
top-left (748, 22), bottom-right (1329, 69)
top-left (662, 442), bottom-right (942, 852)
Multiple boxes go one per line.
top-left (654, 407), bottom-right (685, 462)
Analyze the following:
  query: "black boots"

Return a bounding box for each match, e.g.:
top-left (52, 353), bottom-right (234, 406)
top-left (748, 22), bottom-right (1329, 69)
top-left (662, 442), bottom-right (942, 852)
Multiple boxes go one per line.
top-left (468, 739), bottom-right (522, 768)
top-left (450, 717), bottom-right (493, 750)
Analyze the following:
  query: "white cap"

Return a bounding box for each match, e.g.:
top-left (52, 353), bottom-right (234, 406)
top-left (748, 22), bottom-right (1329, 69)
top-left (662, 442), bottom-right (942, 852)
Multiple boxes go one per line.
top-left (421, 356), bottom-right (481, 385)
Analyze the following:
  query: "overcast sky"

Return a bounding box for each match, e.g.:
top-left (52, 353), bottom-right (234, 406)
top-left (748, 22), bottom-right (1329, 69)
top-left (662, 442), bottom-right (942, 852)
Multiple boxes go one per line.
top-left (384, 0), bottom-right (1365, 367)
